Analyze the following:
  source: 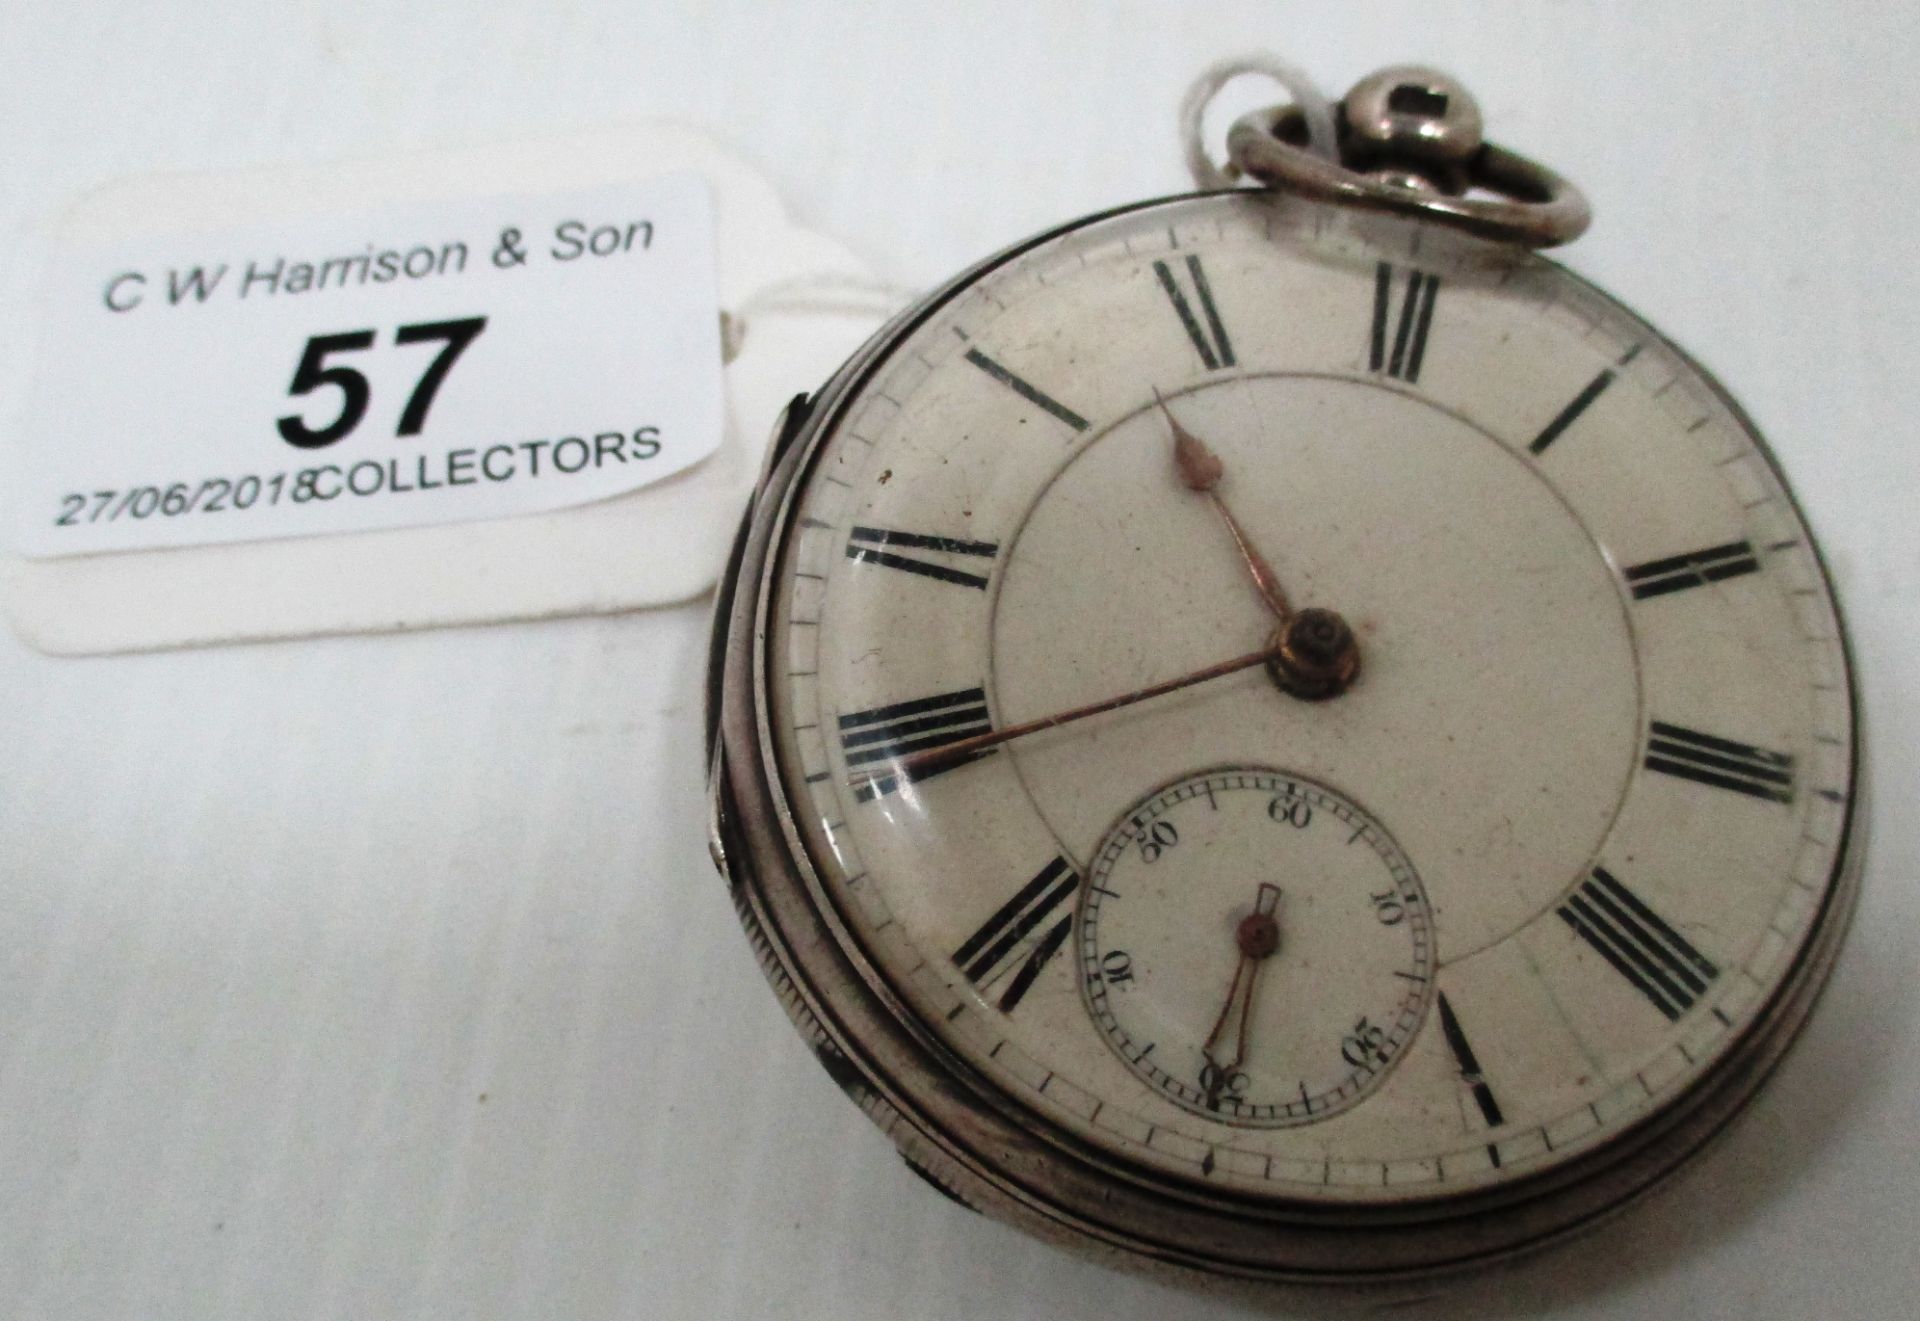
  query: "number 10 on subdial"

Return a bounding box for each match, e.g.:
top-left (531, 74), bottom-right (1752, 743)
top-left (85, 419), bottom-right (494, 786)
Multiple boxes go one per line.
top-left (1079, 769), bottom-right (1435, 1127)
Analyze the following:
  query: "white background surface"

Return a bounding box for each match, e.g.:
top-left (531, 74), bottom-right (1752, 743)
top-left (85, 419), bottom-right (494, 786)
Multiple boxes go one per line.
top-left (2, 3), bottom-right (1916, 1318)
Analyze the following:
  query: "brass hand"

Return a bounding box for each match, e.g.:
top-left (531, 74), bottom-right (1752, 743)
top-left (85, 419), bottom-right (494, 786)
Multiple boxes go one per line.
top-left (861, 638), bottom-right (1287, 790)
top-left (1155, 390), bottom-right (1361, 702)
top-left (1201, 882), bottom-right (1283, 1108)
top-left (1156, 389), bottom-right (1293, 623)
top-left (851, 400), bottom-right (1367, 799)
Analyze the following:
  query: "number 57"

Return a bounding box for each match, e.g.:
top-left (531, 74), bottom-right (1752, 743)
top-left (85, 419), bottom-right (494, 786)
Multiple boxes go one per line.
top-left (276, 316), bottom-right (488, 450)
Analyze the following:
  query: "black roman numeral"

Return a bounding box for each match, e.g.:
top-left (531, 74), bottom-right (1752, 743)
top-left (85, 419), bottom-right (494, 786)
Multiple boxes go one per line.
top-left (963, 348), bottom-right (1089, 431)
top-left (1435, 992), bottom-right (1505, 1132)
top-left (1645, 721), bottom-right (1795, 803)
top-left (1528, 369), bottom-right (1616, 455)
top-left (952, 854), bottom-right (1078, 1012)
top-left (1624, 541), bottom-right (1761, 599)
top-left (839, 687), bottom-right (993, 802)
top-left (1153, 256), bottom-right (1235, 371)
top-left (1558, 867), bottom-right (1719, 1021)
top-left (1370, 262), bottom-right (1440, 382)
top-left (845, 526), bottom-right (999, 590)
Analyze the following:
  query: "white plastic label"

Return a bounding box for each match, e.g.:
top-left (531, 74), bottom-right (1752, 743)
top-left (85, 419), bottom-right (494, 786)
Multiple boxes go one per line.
top-left (10, 174), bottom-right (722, 557)
top-left (0, 123), bottom-right (894, 655)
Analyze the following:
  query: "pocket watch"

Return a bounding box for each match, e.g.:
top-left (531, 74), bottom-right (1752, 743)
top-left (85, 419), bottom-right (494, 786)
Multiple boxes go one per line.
top-left (704, 63), bottom-right (1862, 1292)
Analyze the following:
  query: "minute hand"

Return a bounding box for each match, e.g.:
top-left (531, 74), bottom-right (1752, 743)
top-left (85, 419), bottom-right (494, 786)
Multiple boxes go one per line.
top-left (867, 640), bottom-right (1284, 787)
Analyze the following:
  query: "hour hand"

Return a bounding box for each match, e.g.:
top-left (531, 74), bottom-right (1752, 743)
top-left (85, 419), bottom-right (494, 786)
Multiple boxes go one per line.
top-left (1154, 390), bottom-right (1293, 622)
top-left (1154, 391), bottom-right (1360, 701)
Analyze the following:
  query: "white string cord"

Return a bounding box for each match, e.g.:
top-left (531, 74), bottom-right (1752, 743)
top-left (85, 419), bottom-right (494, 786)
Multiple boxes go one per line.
top-left (1179, 54), bottom-right (1339, 190)
top-left (723, 272), bottom-right (918, 362)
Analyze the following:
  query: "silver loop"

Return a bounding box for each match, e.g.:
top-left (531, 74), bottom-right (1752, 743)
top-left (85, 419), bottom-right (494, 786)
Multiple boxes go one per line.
top-left (1228, 105), bottom-right (1590, 247)
top-left (1226, 98), bottom-right (1592, 248)
top-left (1179, 55), bottom-right (1338, 191)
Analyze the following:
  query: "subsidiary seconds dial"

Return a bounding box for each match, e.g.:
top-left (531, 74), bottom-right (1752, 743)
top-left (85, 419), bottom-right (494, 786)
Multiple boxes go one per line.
top-left (1081, 770), bottom-right (1434, 1126)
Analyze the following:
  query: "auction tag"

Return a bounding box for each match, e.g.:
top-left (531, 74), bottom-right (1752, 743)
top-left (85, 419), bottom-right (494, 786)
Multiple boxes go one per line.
top-left (10, 174), bottom-right (721, 557)
top-left (0, 123), bottom-right (894, 655)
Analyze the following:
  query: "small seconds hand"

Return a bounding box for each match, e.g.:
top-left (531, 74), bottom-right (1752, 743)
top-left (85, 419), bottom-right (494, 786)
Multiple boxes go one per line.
top-left (1200, 882), bottom-right (1284, 1111)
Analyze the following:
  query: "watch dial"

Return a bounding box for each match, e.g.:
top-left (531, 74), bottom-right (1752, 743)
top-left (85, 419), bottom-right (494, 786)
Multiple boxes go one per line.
top-left (763, 193), bottom-right (1854, 1199)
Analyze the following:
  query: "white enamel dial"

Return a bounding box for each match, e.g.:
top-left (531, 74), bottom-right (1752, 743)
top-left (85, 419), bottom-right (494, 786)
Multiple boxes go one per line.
top-left (764, 191), bottom-right (1855, 1201)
